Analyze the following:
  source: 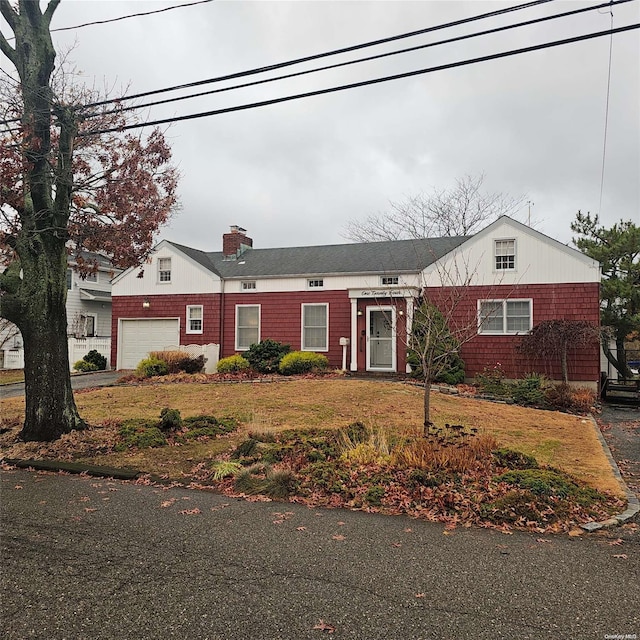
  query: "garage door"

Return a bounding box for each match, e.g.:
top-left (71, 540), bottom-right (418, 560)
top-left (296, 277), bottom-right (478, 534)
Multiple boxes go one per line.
top-left (119, 319), bottom-right (180, 369)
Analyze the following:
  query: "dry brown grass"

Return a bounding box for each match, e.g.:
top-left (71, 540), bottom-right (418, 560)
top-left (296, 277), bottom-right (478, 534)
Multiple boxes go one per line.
top-left (0, 379), bottom-right (623, 495)
top-left (0, 369), bottom-right (24, 385)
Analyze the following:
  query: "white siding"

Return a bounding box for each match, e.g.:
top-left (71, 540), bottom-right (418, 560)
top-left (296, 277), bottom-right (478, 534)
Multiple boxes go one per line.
top-left (421, 218), bottom-right (600, 287)
top-left (66, 267), bottom-right (115, 337)
top-left (113, 243), bottom-right (220, 296)
top-left (228, 272), bottom-right (423, 294)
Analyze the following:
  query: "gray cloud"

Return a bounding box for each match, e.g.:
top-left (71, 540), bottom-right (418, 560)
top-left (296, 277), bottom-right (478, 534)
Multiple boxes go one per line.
top-left (4, 0), bottom-right (637, 250)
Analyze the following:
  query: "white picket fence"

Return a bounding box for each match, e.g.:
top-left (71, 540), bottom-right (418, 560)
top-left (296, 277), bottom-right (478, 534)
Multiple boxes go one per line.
top-left (1, 337), bottom-right (111, 370)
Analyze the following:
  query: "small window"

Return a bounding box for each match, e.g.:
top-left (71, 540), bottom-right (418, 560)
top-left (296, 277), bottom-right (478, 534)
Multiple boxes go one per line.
top-left (302, 304), bottom-right (328, 351)
top-left (381, 276), bottom-right (399, 286)
top-left (308, 279), bottom-right (324, 288)
top-left (186, 305), bottom-right (203, 334)
top-left (478, 299), bottom-right (532, 335)
top-left (66, 269), bottom-right (73, 290)
top-left (158, 257), bottom-right (172, 283)
top-left (242, 281), bottom-right (256, 291)
top-left (495, 239), bottom-right (516, 271)
top-left (236, 305), bottom-right (260, 350)
top-left (83, 271), bottom-right (98, 283)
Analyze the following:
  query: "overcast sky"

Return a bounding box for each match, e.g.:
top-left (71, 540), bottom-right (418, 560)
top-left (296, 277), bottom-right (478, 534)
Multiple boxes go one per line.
top-left (2, 0), bottom-right (639, 251)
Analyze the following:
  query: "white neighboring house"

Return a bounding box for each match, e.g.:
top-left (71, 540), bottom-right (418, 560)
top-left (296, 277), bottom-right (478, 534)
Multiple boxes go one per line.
top-left (0, 251), bottom-right (120, 370)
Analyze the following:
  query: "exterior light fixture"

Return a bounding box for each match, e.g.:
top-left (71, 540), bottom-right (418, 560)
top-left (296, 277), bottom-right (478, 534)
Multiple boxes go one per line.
top-left (357, 310), bottom-right (363, 316)
top-left (142, 299), bottom-right (150, 309)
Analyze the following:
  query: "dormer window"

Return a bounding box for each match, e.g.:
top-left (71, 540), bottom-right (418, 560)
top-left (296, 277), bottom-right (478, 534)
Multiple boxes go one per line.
top-left (158, 257), bottom-right (172, 283)
top-left (381, 276), bottom-right (399, 286)
top-left (494, 239), bottom-right (516, 271)
top-left (308, 278), bottom-right (324, 288)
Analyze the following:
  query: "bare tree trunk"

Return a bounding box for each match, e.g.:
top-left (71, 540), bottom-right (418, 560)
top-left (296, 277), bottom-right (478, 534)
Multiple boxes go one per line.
top-left (423, 380), bottom-right (433, 437)
top-left (0, 0), bottom-right (85, 441)
top-left (560, 347), bottom-right (569, 383)
top-left (17, 235), bottom-right (85, 441)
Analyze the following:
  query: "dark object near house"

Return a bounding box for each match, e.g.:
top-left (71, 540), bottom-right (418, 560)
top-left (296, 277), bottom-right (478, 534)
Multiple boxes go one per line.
top-left (601, 373), bottom-right (640, 405)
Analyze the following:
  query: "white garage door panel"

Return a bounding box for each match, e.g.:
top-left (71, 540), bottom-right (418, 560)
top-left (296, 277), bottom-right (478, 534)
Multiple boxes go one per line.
top-left (119, 319), bottom-right (180, 369)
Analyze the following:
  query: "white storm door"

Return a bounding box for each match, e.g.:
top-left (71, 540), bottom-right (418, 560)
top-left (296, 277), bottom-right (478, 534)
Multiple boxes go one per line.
top-left (366, 307), bottom-right (396, 372)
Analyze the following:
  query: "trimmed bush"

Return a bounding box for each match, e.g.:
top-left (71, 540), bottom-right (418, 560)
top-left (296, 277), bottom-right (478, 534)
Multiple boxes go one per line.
top-left (278, 351), bottom-right (329, 375)
top-left (117, 421), bottom-right (167, 450)
top-left (245, 339), bottom-right (290, 374)
top-left (511, 373), bottom-right (548, 407)
top-left (216, 354), bottom-right (250, 374)
top-left (84, 349), bottom-right (107, 370)
top-left (135, 355), bottom-right (169, 378)
top-left (74, 359), bottom-right (99, 372)
top-left (73, 349), bottom-right (107, 372)
top-left (159, 407), bottom-right (182, 431)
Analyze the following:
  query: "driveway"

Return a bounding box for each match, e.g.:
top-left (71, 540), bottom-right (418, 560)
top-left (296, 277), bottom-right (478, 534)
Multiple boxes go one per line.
top-left (0, 370), bottom-right (123, 400)
top-left (1, 467), bottom-right (639, 640)
top-left (599, 403), bottom-right (640, 501)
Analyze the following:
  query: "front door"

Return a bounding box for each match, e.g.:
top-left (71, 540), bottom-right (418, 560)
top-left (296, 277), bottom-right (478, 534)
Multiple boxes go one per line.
top-left (366, 307), bottom-right (396, 372)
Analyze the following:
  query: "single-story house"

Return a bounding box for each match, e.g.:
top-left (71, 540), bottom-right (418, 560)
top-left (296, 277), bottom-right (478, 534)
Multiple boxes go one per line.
top-left (111, 216), bottom-right (601, 388)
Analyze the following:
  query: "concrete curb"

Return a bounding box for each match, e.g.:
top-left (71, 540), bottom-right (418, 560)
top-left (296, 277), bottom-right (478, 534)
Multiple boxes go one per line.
top-left (580, 415), bottom-right (640, 532)
top-left (2, 458), bottom-right (142, 481)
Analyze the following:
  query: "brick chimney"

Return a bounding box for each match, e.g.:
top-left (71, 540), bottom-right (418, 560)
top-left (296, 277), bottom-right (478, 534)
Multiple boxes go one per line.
top-left (223, 225), bottom-right (253, 258)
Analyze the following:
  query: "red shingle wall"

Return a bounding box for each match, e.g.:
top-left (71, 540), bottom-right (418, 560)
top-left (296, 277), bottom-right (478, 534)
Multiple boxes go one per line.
top-left (427, 283), bottom-right (600, 383)
top-left (111, 294), bottom-right (221, 365)
top-left (222, 291), bottom-right (352, 369)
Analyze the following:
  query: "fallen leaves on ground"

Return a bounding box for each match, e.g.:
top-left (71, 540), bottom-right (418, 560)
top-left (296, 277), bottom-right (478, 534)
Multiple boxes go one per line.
top-left (312, 620), bottom-right (336, 634)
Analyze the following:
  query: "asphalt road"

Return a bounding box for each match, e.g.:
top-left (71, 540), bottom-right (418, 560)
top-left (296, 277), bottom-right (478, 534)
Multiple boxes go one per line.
top-left (2, 468), bottom-right (638, 640)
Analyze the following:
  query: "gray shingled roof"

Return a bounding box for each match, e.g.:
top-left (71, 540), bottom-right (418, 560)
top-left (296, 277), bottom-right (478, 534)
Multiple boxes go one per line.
top-left (167, 236), bottom-right (469, 279)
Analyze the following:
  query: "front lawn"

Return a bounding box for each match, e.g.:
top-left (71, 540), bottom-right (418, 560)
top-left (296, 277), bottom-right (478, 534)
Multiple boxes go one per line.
top-left (0, 369), bottom-right (24, 385)
top-left (0, 378), bottom-right (625, 532)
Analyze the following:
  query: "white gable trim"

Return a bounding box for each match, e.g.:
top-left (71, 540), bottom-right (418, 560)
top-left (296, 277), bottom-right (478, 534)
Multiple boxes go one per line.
top-left (112, 240), bottom-right (220, 286)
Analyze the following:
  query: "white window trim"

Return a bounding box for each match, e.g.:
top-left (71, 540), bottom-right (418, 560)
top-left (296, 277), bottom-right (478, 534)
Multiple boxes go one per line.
top-left (301, 303), bottom-right (329, 352)
top-left (493, 238), bottom-right (517, 273)
top-left (241, 281), bottom-right (257, 291)
top-left (79, 313), bottom-right (97, 337)
top-left (235, 304), bottom-right (261, 351)
top-left (307, 278), bottom-right (324, 289)
top-left (186, 305), bottom-right (204, 335)
top-left (380, 276), bottom-right (399, 286)
top-left (157, 257), bottom-right (172, 284)
top-left (477, 298), bottom-right (533, 335)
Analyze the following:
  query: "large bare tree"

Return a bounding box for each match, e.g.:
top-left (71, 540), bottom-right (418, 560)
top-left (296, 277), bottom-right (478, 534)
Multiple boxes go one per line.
top-left (0, 1), bottom-right (178, 441)
top-left (343, 174), bottom-right (525, 242)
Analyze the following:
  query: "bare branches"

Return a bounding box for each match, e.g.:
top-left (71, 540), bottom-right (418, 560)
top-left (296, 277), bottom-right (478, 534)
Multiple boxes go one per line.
top-left (343, 174), bottom-right (526, 242)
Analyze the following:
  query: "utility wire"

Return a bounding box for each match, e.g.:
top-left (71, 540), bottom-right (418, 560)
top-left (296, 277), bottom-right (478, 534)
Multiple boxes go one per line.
top-left (1, 0), bottom-right (215, 42)
top-left (79, 22), bottom-right (640, 137)
top-left (87, 0), bottom-right (634, 119)
top-left (599, 3), bottom-right (615, 215)
top-left (0, 0), bottom-right (560, 127)
top-left (81, 0), bottom-right (558, 110)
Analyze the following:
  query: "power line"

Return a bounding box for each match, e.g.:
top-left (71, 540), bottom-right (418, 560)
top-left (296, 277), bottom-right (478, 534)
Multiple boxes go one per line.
top-left (79, 22), bottom-right (640, 137)
top-left (1, 0), bottom-right (215, 42)
top-left (599, 3), bottom-right (615, 215)
top-left (1, 0), bottom-right (561, 128)
top-left (82, 0), bottom-right (558, 110)
top-left (88, 0), bottom-right (634, 119)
